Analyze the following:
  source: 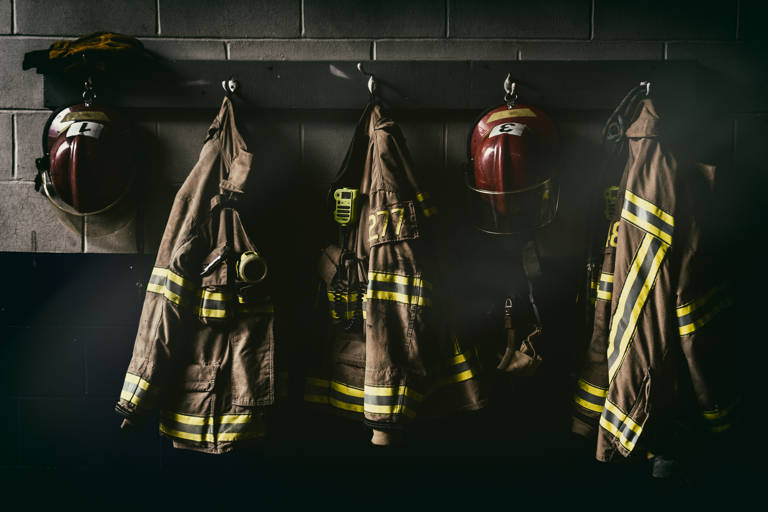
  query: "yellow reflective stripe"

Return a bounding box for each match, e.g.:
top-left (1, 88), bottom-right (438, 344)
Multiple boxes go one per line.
top-left (332, 380), bottom-right (365, 398)
top-left (366, 289), bottom-right (431, 307)
top-left (607, 235), bottom-right (668, 381)
top-left (201, 290), bottom-right (228, 301)
top-left (600, 273), bottom-right (614, 283)
top-left (601, 401), bottom-right (643, 452)
top-left (329, 397), bottom-right (364, 412)
top-left (330, 309), bottom-right (361, 320)
top-left (146, 282), bottom-right (165, 294)
top-left (327, 291), bottom-right (359, 302)
top-left (574, 395), bottom-right (604, 413)
top-left (625, 190), bottom-right (675, 227)
top-left (368, 271), bottom-right (433, 290)
top-left (677, 287), bottom-right (719, 317)
top-left (159, 424), bottom-right (214, 443)
top-left (596, 290), bottom-right (612, 301)
top-left (451, 353), bottom-right (467, 366)
top-left (621, 209), bottom-right (673, 245)
top-left (217, 431), bottom-right (263, 442)
top-left (487, 107), bottom-right (537, 123)
top-left (364, 403), bottom-right (415, 416)
top-left (197, 307), bottom-right (227, 318)
top-left (576, 379), bottom-right (607, 398)
top-left (124, 373), bottom-right (150, 390)
top-left (448, 369), bottom-right (475, 383)
top-left (364, 385), bottom-right (424, 401)
top-left (599, 416), bottom-right (636, 452)
top-left (165, 412), bottom-right (214, 426)
top-left (219, 414), bottom-right (256, 424)
top-left (120, 390), bottom-right (141, 406)
top-left (703, 399), bottom-right (739, 420)
top-left (416, 192), bottom-right (429, 202)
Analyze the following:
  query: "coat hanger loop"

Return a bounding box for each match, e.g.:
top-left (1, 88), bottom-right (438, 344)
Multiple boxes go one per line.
top-left (503, 73), bottom-right (517, 108)
top-left (356, 62), bottom-right (377, 96)
top-left (221, 76), bottom-right (239, 98)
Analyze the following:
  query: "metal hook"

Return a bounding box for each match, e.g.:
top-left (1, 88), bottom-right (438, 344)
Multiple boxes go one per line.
top-left (356, 62), bottom-right (377, 95)
top-left (221, 77), bottom-right (239, 97)
top-left (503, 73), bottom-right (517, 108)
top-left (640, 81), bottom-right (651, 97)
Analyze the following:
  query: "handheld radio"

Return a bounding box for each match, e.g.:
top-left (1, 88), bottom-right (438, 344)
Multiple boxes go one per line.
top-left (333, 188), bottom-right (358, 226)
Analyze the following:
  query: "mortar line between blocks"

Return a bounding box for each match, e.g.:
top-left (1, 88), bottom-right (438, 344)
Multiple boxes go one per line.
top-left (11, 113), bottom-right (16, 179)
top-left (590, 0), bottom-right (595, 40)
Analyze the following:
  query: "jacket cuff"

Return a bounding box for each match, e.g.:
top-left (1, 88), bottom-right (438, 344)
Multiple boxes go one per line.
top-left (371, 429), bottom-right (403, 446)
top-left (571, 414), bottom-right (597, 438)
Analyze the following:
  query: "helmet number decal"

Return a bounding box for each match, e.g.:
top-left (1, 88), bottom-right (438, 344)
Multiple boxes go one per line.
top-left (489, 122), bottom-right (526, 138)
top-left (65, 121), bottom-right (104, 139)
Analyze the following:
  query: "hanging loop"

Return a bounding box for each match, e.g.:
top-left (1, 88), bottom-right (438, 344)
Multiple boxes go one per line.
top-left (221, 77), bottom-right (239, 97)
top-left (503, 73), bottom-right (517, 108)
top-left (82, 76), bottom-right (96, 107)
top-left (640, 80), bottom-right (651, 97)
top-left (356, 62), bottom-right (377, 96)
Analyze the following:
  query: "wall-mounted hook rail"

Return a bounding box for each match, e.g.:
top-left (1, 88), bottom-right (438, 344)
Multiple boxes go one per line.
top-left (43, 60), bottom-right (696, 112)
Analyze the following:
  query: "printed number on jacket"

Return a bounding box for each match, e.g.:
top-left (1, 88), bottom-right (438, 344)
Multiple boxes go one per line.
top-left (368, 200), bottom-right (419, 246)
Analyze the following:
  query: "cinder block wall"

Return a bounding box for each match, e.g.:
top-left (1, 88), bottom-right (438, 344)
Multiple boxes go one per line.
top-left (0, 0), bottom-right (765, 486)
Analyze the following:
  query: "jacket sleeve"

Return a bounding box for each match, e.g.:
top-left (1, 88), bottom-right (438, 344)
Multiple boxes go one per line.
top-left (674, 163), bottom-right (741, 435)
top-left (361, 123), bottom-right (437, 431)
top-left (115, 196), bottom-right (210, 426)
top-left (571, 261), bottom-right (612, 438)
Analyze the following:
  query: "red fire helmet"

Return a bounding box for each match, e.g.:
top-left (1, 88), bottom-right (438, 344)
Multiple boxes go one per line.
top-left (466, 103), bottom-right (559, 234)
top-left (38, 103), bottom-right (134, 214)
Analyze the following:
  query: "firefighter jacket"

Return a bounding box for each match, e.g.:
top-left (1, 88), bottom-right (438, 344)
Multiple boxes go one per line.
top-left (572, 98), bottom-right (741, 461)
top-left (115, 97), bottom-right (276, 453)
top-left (304, 103), bottom-right (484, 437)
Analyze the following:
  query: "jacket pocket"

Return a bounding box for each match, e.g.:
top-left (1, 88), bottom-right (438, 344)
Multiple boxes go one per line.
top-left (230, 314), bottom-right (275, 407)
top-left (197, 286), bottom-right (231, 325)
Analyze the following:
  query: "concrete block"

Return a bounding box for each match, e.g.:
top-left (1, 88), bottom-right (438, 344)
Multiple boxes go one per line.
top-left (159, 0), bottom-right (299, 37)
top-left (0, 0), bottom-right (10, 34)
top-left (15, 0), bottom-right (156, 36)
top-left (520, 41), bottom-right (663, 61)
top-left (229, 39), bottom-right (371, 61)
top-left (141, 38), bottom-right (226, 60)
top-left (667, 42), bottom-right (768, 112)
top-left (14, 111), bottom-right (49, 181)
top-left (376, 40), bottom-right (519, 60)
top-left (301, 118), bottom-right (356, 184)
top-left (594, 0), bottom-right (736, 40)
top-left (4, 326), bottom-right (84, 397)
top-left (0, 181), bottom-right (82, 252)
top-left (0, 37), bottom-right (56, 108)
top-left (304, 0), bottom-right (445, 38)
top-left (450, 0), bottom-right (590, 39)
top-left (0, 113), bottom-right (10, 178)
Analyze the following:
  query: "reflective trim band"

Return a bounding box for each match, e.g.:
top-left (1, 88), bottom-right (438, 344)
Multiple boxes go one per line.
top-left (597, 272), bottom-right (614, 301)
top-left (702, 398), bottom-right (740, 433)
top-left (416, 191), bottom-right (438, 217)
top-left (446, 352), bottom-right (475, 383)
top-left (487, 107), bottom-right (537, 123)
top-left (327, 290), bottom-right (363, 320)
top-left (364, 384), bottom-right (423, 417)
top-left (303, 378), bottom-right (364, 413)
top-left (607, 234), bottom-right (668, 382)
top-left (620, 190), bottom-right (674, 245)
top-left (367, 271), bottom-right (432, 308)
top-left (120, 372), bottom-right (153, 407)
top-left (600, 400), bottom-right (643, 453)
top-left (573, 378), bottom-right (608, 413)
top-left (147, 267), bottom-right (196, 305)
top-left (159, 411), bottom-right (263, 444)
top-left (676, 285), bottom-right (733, 336)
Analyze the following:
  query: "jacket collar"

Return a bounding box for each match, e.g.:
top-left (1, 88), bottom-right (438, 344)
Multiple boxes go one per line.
top-left (625, 98), bottom-right (661, 138)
